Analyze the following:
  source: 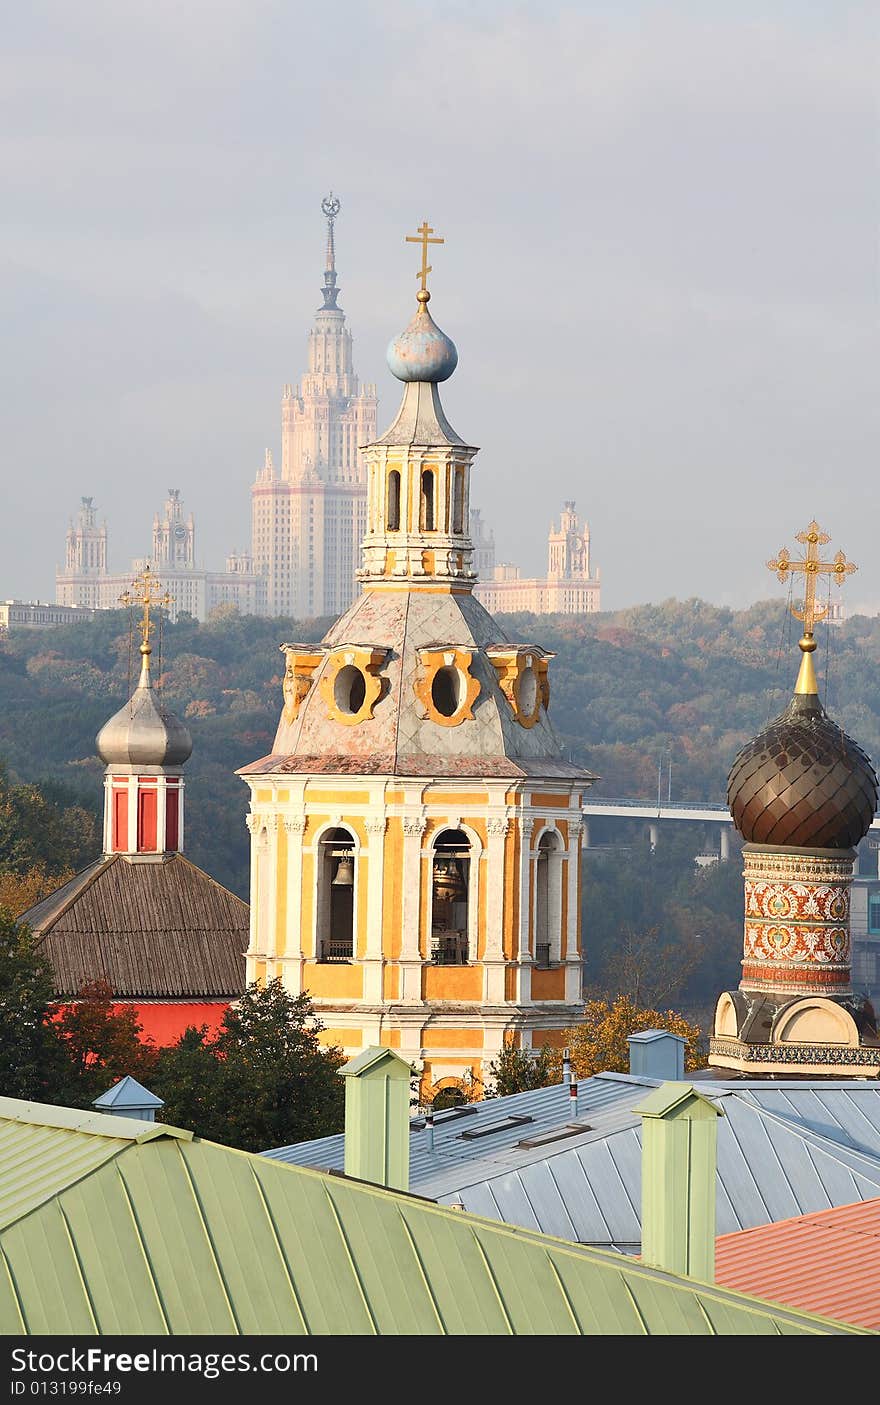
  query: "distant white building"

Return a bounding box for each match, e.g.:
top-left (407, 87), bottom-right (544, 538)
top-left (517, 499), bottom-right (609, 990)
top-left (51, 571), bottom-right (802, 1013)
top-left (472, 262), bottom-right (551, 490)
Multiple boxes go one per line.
top-left (0, 600), bottom-right (95, 632)
top-left (474, 501), bottom-right (601, 616)
top-left (56, 491), bottom-right (266, 622)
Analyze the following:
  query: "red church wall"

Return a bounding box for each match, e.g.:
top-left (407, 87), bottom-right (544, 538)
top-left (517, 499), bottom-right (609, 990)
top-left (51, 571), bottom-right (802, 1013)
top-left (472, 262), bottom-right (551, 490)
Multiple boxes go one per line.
top-left (137, 787), bottom-right (158, 852)
top-left (112, 790), bottom-right (128, 852)
top-left (166, 789), bottom-right (179, 851)
top-left (51, 1000), bottom-right (233, 1050)
top-left (123, 1001), bottom-right (231, 1046)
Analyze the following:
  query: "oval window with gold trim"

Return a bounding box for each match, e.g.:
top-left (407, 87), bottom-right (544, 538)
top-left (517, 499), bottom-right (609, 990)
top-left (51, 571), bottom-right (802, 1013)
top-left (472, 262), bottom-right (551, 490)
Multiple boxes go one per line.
top-left (415, 648), bottom-right (481, 727)
top-left (335, 664), bottom-right (367, 715)
top-left (517, 666), bottom-right (538, 719)
top-left (431, 666), bottom-right (462, 718)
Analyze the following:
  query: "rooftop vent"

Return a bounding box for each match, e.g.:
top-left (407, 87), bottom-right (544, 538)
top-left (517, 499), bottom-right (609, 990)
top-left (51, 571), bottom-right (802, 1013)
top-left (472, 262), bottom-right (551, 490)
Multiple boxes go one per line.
top-left (459, 1115), bottom-right (534, 1141)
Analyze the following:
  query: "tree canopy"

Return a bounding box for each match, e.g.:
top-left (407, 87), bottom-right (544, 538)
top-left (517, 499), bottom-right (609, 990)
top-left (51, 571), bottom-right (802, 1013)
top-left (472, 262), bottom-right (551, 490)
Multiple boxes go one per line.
top-left (3, 596), bottom-right (878, 902)
top-left (563, 996), bottom-right (704, 1080)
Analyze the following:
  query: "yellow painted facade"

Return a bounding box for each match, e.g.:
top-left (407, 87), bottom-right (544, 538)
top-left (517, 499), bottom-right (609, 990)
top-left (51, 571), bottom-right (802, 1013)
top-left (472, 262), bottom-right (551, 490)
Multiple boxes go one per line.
top-left (239, 268), bottom-right (593, 1098)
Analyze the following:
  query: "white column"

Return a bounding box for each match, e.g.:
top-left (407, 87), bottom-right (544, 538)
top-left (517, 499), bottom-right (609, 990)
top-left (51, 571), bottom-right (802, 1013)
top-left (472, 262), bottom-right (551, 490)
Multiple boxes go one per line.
top-left (720, 824), bottom-right (730, 862)
top-left (565, 818), bottom-right (583, 1003)
top-left (102, 775), bottom-right (112, 852)
top-left (399, 815), bottom-right (426, 1003)
top-left (517, 819), bottom-right (532, 1005)
top-left (157, 778), bottom-right (167, 854)
top-left (283, 816), bottom-right (307, 994)
top-left (483, 816), bottom-right (508, 1004)
top-left (177, 780), bottom-right (185, 852)
top-left (245, 812), bottom-right (261, 967)
top-left (264, 813), bottom-right (279, 966)
top-left (363, 816), bottom-right (387, 1003)
top-left (127, 777), bottom-right (138, 855)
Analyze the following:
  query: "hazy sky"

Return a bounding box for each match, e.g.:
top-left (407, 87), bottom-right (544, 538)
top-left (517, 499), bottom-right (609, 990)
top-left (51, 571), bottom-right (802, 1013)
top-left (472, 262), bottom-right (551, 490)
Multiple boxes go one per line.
top-left (3, 1), bottom-right (877, 613)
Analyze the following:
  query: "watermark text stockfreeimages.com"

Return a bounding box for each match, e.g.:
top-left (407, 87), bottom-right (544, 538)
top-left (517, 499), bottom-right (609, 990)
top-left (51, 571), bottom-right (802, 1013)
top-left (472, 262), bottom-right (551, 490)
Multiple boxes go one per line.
top-left (10, 1349), bottom-right (316, 1383)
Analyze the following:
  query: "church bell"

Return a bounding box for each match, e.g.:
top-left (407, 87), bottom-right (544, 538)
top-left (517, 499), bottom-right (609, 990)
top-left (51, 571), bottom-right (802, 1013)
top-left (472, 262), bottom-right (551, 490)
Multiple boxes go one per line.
top-left (433, 856), bottom-right (465, 903)
top-left (332, 852), bottom-right (355, 886)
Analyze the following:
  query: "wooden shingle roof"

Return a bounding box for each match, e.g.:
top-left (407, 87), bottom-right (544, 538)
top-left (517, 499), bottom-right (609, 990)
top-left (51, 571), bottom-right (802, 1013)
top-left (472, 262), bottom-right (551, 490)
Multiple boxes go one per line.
top-left (21, 854), bottom-right (247, 999)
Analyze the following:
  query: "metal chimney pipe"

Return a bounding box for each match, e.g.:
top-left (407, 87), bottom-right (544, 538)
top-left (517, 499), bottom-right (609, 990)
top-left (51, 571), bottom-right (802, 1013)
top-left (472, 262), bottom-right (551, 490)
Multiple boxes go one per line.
top-left (562, 1047), bottom-right (572, 1085)
top-left (425, 1110), bottom-right (435, 1152)
top-left (569, 1080), bottom-right (578, 1118)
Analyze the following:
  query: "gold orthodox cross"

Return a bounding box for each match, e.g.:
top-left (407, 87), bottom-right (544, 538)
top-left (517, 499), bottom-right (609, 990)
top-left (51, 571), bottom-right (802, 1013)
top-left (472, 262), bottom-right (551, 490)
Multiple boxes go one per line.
top-left (119, 565), bottom-right (173, 649)
top-left (767, 521), bottom-right (856, 635)
top-left (406, 220), bottom-right (444, 295)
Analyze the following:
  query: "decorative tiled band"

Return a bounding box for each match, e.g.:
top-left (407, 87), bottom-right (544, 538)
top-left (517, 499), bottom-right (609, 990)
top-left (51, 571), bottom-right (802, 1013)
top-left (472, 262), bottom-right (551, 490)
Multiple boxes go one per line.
top-left (740, 848), bottom-right (853, 993)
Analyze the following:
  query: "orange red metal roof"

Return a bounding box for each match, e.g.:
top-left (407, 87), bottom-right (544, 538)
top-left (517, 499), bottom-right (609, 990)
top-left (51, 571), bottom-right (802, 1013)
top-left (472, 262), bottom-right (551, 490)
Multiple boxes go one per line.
top-left (716, 1196), bottom-right (880, 1331)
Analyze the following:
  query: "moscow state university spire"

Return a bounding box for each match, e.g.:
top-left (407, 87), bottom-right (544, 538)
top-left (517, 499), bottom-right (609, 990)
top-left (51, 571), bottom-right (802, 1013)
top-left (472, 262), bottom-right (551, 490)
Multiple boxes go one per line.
top-left (251, 195), bottom-right (378, 619)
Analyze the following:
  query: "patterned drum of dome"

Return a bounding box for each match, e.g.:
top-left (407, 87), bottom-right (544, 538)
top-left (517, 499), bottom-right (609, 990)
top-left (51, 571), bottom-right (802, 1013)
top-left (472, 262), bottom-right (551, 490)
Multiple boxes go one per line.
top-left (727, 692), bottom-right (878, 850)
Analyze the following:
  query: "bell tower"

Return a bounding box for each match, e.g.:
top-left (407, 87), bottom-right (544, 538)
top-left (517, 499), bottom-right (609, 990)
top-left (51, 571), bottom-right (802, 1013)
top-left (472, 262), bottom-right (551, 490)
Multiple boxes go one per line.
top-left (239, 224), bottom-right (595, 1098)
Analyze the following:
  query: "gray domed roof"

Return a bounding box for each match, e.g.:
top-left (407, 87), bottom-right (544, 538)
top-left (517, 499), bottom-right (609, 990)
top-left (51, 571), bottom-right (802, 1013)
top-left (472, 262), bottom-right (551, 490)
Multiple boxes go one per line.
top-left (727, 689), bottom-right (878, 850)
top-left (241, 586), bottom-right (593, 783)
top-left (97, 648), bottom-right (192, 768)
top-left (386, 296), bottom-right (458, 384)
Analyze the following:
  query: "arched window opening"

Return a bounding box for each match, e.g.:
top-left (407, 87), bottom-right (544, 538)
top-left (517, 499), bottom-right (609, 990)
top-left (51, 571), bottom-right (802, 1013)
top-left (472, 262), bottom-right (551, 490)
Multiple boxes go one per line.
top-left (452, 468), bottom-right (464, 534)
top-left (318, 826), bottom-right (356, 962)
top-left (387, 469), bottom-right (401, 531)
top-left (535, 830), bottom-right (564, 967)
top-left (431, 666), bottom-right (462, 718)
top-left (334, 664), bottom-right (366, 716)
top-left (431, 829), bottom-right (470, 965)
top-left (420, 470), bottom-right (435, 532)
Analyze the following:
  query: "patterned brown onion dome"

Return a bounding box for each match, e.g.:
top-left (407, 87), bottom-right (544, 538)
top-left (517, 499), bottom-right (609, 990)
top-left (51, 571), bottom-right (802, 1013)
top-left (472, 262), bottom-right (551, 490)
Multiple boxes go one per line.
top-left (727, 691), bottom-right (878, 850)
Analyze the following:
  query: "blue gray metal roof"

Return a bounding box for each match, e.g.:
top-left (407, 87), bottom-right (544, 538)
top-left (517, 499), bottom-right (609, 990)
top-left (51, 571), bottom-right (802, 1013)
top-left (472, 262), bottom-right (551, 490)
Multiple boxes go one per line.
top-left (264, 1075), bottom-right (880, 1251)
top-left (92, 1076), bottom-right (164, 1111)
top-left (263, 1072), bottom-right (640, 1180)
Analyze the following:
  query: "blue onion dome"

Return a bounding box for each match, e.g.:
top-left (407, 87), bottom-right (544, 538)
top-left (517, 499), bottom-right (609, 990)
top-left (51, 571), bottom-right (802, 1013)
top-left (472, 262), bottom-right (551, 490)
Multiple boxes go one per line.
top-left (97, 646), bottom-right (193, 767)
top-left (386, 291), bottom-right (458, 383)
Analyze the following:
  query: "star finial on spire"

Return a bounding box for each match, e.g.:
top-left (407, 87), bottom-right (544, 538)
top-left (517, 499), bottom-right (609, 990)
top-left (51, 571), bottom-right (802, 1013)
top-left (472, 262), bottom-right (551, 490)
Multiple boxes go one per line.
top-left (319, 192), bottom-right (342, 309)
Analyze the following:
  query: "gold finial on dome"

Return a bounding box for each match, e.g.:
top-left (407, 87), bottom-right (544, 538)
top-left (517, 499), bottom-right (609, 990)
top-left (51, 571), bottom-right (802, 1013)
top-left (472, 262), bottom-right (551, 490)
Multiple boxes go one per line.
top-left (767, 521), bottom-right (857, 695)
top-left (405, 219), bottom-right (444, 304)
top-left (119, 565), bottom-right (174, 659)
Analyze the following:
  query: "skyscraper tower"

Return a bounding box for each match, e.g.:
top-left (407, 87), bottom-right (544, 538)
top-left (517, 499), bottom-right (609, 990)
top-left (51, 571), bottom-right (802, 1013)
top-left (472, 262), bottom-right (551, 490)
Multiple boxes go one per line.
top-left (152, 489), bottom-right (195, 570)
top-left (251, 196), bottom-right (378, 619)
top-left (56, 497), bottom-right (108, 608)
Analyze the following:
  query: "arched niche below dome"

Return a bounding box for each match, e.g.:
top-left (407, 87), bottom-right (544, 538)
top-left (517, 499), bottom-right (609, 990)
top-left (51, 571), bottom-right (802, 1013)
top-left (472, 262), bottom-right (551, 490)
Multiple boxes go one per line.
top-left (772, 998), bottom-right (859, 1048)
top-left (713, 992), bottom-right (739, 1039)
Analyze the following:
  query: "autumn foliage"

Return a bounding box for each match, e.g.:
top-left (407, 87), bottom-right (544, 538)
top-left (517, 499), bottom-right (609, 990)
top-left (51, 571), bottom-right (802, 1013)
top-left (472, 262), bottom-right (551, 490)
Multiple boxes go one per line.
top-left (561, 996), bottom-right (704, 1080)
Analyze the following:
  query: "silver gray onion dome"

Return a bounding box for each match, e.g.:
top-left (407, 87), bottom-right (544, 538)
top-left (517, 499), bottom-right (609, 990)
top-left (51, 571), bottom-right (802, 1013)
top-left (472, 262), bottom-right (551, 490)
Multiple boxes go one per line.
top-left (96, 645), bottom-right (192, 767)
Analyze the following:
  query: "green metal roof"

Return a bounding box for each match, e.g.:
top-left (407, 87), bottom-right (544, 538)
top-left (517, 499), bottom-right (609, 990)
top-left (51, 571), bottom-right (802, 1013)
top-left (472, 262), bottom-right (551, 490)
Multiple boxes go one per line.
top-left (632, 1083), bottom-right (724, 1120)
top-left (0, 1098), bottom-right (866, 1336)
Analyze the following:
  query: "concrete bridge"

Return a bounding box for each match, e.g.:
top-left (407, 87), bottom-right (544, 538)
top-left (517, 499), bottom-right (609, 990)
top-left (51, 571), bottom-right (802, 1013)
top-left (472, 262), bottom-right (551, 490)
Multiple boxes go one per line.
top-left (582, 796), bottom-right (880, 861)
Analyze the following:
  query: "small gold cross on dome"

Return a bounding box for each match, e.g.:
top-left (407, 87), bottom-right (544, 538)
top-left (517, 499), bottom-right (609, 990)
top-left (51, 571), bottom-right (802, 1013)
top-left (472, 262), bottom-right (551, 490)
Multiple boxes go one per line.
top-left (767, 521), bottom-right (857, 636)
top-left (405, 219), bottom-right (445, 298)
top-left (119, 565), bottom-right (174, 650)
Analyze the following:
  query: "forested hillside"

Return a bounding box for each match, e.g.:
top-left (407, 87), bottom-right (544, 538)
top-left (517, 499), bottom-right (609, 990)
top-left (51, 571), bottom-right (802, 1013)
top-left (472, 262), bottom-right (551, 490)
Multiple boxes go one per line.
top-left (1, 596), bottom-right (877, 1020)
